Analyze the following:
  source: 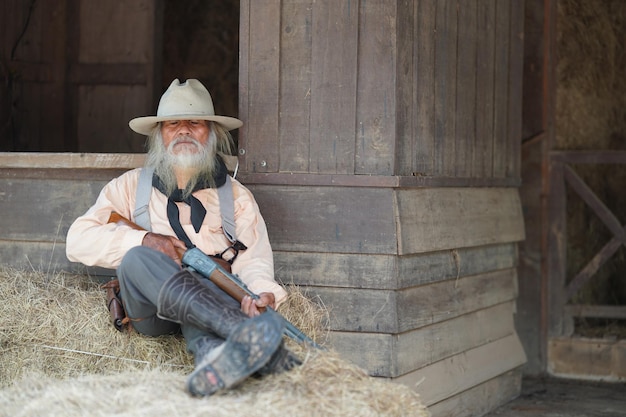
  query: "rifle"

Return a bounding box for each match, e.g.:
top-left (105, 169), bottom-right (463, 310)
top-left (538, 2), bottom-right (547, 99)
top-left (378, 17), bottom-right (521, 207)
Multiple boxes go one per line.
top-left (107, 212), bottom-right (322, 349)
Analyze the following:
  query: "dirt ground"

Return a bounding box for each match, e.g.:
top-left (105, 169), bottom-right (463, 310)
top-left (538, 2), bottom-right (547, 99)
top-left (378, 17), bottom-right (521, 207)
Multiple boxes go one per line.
top-left (486, 377), bottom-right (626, 417)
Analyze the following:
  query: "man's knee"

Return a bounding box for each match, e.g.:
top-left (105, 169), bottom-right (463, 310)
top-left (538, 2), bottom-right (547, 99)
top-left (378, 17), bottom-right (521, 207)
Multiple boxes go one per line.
top-left (116, 246), bottom-right (178, 315)
top-left (118, 246), bottom-right (178, 281)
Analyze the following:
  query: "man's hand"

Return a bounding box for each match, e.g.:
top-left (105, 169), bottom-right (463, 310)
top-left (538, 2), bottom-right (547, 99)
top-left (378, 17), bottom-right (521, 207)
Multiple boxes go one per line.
top-left (241, 292), bottom-right (275, 317)
top-left (142, 232), bottom-right (186, 264)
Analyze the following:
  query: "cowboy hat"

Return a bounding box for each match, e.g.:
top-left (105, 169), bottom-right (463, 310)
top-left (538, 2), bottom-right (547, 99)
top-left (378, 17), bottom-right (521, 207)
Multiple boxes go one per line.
top-left (128, 79), bottom-right (243, 135)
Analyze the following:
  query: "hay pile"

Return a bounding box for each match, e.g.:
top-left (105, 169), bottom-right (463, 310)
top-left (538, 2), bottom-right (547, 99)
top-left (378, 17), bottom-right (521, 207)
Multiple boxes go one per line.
top-left (556, 0), bottom-right (626, 150)
top-left (0, 268), bottom-right (429, 417)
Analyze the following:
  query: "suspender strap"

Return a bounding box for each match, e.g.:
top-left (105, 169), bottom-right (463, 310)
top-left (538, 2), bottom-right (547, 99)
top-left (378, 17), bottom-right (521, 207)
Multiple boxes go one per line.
top-left (218, 176), bottom-right (237, 244)
top-left (216, 176), bottom-right (247, 263)
top-left (133, 167), bottom-right (154, 231)
top-left (134, 168), bottom-right (245, 252)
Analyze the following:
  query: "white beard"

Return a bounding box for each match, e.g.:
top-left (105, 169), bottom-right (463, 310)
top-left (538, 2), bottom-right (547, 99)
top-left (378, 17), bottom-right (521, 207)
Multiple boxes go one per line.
top-left (165, 136), bottom-right (210, 169)
top-left (146, 131), bottom-right (218, 196)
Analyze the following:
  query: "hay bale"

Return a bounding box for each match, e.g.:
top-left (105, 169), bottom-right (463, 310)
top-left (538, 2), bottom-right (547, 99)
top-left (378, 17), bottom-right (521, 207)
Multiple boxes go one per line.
top-left (556, 0), bottom-right (626, 150)
top-left (0, 268), bottom-right (429, 417)
top-left (0, 268), bottom-right (192, 382)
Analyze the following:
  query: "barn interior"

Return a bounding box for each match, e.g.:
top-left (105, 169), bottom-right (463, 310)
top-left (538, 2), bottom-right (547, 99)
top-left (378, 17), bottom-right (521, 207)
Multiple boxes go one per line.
top-left (0, 0), bottom-right (625, 416)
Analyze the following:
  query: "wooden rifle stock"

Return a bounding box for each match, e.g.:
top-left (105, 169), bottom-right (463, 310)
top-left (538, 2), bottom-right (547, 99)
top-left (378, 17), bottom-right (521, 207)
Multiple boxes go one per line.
top-left (106, 212), bottom-right (248, 304)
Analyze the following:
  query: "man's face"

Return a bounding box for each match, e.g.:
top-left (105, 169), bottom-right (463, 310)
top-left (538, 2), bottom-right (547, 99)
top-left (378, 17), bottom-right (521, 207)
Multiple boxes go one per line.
top-left (161, 120), bottom-right (210, 155)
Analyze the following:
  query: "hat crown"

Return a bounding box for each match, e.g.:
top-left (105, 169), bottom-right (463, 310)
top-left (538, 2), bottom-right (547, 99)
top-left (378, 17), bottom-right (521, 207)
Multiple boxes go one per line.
top-left (157, 79), bottom-right (216, 118)
top-left (128, 78), bottom-right (242, 135)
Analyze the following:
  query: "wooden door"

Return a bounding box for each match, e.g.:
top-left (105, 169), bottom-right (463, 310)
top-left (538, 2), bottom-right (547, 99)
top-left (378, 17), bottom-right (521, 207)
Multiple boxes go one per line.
top-left (0, 0), bottom-right (161, 152)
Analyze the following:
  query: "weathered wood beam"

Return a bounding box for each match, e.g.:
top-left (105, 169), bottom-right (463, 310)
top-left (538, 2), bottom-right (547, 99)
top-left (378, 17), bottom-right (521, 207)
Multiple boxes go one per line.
top-left (563, 164), bottom-right (626, 243)
top-left (551, 150), bottom-right (626, 164)
top-left (566, 238), bottom-right (622, 301)
top-left (548, 337), bottom-right (626, 381)
top-left (328, 301), bottom-right (518, 377)
top-left (394, 334), bottom-right (526, 406)
top-left (427, 369), bottom-right (521, 417)
top-left (565, 305), bottom-right (626, 320)
top-left (308, 268), bottom-right (517, 333)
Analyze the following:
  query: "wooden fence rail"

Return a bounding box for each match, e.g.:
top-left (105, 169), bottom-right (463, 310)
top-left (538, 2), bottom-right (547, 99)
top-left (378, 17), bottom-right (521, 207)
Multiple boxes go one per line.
top-left (549, 151), bottom-right (626, 336)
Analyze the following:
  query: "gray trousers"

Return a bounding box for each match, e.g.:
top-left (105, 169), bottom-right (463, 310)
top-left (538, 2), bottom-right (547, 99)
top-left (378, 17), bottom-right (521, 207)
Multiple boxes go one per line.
top-left (116, 246), bottom-right (238, 361)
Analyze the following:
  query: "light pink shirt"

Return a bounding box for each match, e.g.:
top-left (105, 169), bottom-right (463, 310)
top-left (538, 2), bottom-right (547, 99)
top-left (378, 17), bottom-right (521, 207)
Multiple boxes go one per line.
top-left (66, 168), bottom-right (287, 306)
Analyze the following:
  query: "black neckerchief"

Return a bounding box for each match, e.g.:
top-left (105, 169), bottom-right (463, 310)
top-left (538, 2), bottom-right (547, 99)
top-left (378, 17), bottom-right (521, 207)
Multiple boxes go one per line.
top-left (152, 156), bottom-right (227, 249)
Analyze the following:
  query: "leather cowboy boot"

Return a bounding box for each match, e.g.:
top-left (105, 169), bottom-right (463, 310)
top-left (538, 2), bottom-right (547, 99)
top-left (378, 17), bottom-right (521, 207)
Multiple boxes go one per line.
top-left (186, 313), bottom-right (302, 376)
top-left (157, 269), bottom-right (284, 396)
top-left (186, 314), bottom-right (284, 396)
top-left (255, 340), bottom-right (302, 376)
top-left (187, 333), bottom-right (224, 366)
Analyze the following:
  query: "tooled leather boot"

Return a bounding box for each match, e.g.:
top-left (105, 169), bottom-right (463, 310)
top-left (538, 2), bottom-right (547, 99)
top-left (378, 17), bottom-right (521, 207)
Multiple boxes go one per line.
top-left (194, 335), bottom-right (302, 377)
top-left (188, 333), bottom-right (223, 367)
top-left (186, 313), bottom-right (284, 396)
top-left (157, 269), bottom-right (284, 396)
top-left (255, 340), bottom-right (302, 376)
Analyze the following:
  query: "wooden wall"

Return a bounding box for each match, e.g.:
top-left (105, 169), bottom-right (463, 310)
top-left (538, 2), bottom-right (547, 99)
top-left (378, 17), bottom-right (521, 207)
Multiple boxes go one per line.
top-left (0, 0), bottom-right (160, 152)
top-left (238, 0), bottom-right (522, 182)
top-left (236, 1), bottom-right (527, 415)
top-left (0, 154), bottom-right (142, 275)
top-left (0, 155), bottom-right (527, 416)
top-left (0, 1), bottom-right (528, 416)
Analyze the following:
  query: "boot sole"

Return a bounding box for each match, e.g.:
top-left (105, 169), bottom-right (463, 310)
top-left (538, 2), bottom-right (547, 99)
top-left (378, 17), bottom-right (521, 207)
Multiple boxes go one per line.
top-left (186, 311), bottom-right (284, 396)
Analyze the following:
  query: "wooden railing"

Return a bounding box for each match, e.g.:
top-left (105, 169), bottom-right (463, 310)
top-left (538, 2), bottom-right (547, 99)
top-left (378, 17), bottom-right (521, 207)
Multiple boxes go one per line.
top-left (548, 151), bottom-right (626, 336)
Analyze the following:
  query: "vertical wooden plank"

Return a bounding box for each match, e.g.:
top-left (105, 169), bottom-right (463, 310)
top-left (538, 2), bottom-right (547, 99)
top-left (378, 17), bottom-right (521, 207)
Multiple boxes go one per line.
top-left (279, 0), bottom-right (313, 173)
top-left (9, 0), bottom-right (43, 60)
top-left (0, 0), bottom-right (9, 59)
top-left (241, 0), bottom-right (281, 173)
top-left (2, 0), bottom-right (67, 152)
top-left (475, 0), bottom-right (496, 178)
top-left (0, 0), bottom-right (8, 150)
top-left (77, 85), bottom-right (147, 152)
top-left (74, 0), bottom-right (156, 152)
top-left (492, 0), bottom-right (511, 178)
top-left (152, 1), bottom-right (163, 111)
top-left (76, 0), bottom-right (156, 153)
top-left (17, 84), bottom-right (40, 150)
top-left (507, 0), bottom-right (524, 180)
top-left (543, 0), bottom-right (559, 372)
top-left (79, 0), bottom-right (153, 64)
top-left (548, 159), bottom-right (567, 337)
top-left (41, 0), bottom-right (69, 152)
top-left (309, 0), bottom-right (358, 174)
top-left (33, 1), bottom-right (65, 151)
top-left (414, 0), bottom-right (436, 176)
top-left (455, 1), bottom-right (477, 177)
top-left (522, 0), bottom-right (546, 140)
top-left (434, 0), bottom-right (458, 177)
top-left (238, 0), bottom-right (251, 169)
top-left (9, 1), bottom-right (40, 150)
top-left (355, 0), bottom-right (396, 176)
top-left (65, 0), bottom-right (80, 152)
top-left (518, 136), bottom-right (548, 374)
top-left (395, 0), bottom-right (415, 176)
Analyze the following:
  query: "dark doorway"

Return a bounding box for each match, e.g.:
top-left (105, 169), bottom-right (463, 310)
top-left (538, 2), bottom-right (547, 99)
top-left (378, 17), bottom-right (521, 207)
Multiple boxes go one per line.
top-left (162, 0), bottom-right (240, 144)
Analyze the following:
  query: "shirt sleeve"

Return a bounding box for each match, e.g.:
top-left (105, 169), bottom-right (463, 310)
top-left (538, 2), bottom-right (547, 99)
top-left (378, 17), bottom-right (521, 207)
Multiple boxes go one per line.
top-left (228, 179), bottom-right (288, 307)
top-left (65, 169), bottom-right (148, 269)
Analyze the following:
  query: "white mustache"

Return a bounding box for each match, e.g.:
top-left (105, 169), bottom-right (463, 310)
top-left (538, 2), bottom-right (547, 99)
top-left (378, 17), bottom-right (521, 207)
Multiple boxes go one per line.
top-left (168, 135), bottom-right (202, 152)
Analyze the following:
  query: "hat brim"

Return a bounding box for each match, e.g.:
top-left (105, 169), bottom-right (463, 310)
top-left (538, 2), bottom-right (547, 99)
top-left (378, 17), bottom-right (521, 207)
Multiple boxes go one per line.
top-left (129, 115), bottom-right (243, 136)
